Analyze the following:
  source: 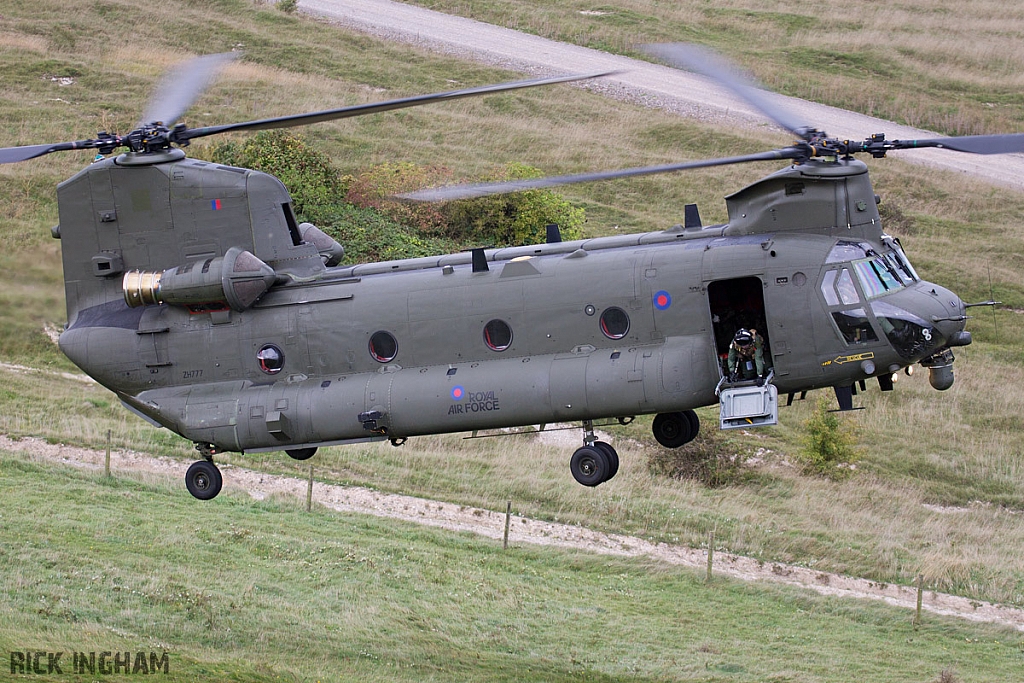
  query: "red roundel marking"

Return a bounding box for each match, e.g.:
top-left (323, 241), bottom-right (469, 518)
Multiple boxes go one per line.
top-left (653, 290), bottom-right (672, 310)
top-left (451, 386), bottom-right (465, 400)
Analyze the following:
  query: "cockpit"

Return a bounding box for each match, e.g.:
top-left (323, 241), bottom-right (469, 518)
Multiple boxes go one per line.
top-left (819, 238), bottom-right (961, 362)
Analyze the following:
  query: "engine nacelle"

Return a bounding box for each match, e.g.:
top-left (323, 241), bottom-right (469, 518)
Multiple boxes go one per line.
top-left (123, 246), bottom-right (277, 311)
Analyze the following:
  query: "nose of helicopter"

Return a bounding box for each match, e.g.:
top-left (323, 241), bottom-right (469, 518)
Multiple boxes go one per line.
top-left (922, 283), bottom-right (972, 348)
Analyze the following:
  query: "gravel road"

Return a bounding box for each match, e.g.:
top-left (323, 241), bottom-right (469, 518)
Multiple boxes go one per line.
top-left (299, 0), bottom-right (1024, 191)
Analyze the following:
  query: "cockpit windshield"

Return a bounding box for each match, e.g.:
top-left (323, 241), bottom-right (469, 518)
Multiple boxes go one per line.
top-left (853, 256), bottom-right (904, 298)
top-left (826, 237), bottom-right (919, 300)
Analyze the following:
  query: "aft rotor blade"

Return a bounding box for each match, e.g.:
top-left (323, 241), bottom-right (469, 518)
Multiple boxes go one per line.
top-left (887, 133), bottom-right (1024, 155)
top-left (640, 43), bottom-right (814, 139)
top-left (401, 148), bottom-right (803, 201)
top-left (141, 52), bottom-right (238, 127)
top-left (178, 71), bottom-right (616, 142)
top-left (0, 140), bottom-right (100, 164)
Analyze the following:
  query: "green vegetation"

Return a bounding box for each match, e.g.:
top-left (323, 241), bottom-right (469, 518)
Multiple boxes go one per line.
top-left (800, 396), bottom-right (860, 478)
top-left (204, 134), bottom-right (584, 262)
top-left (1, 452), bottom-right (1020, 682)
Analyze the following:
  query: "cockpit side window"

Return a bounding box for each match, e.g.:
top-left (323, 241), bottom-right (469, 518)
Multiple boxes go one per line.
top-left (820, 270), bottom-right (840, 306)
top-left (836, 269), bottom-right (859, 305)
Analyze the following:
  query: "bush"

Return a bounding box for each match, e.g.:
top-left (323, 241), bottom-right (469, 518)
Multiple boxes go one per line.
top-left (207, 131), bottom-right (346, 225)
top-left (647, 427), bottom-right (749, 488)
top-left (801, 396), bottom-right (859, 478)
top-left (347, 161), bottom-right (586, 248)
top-left (321, 204), bottom-right (459, 264)
top-left (443, 162), bottom-right (586, 246)
top-left (277, 0), bottom-right (297, 13)
top-left (345, 162), bottom-right (454, 236)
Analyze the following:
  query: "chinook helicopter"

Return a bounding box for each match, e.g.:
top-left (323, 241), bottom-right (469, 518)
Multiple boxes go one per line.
top-left (3, 47), bottom-right (1015, 500)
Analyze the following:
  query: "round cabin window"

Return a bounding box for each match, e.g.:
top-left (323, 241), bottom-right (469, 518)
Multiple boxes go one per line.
top-left (369, 331), bottom-right (398, 363)
top-left (257, 344), bottom-right (285, 374)
top-left (483, 319), bottom-right (513, 351)
top-left (600, 307), bottom-right (630, 339)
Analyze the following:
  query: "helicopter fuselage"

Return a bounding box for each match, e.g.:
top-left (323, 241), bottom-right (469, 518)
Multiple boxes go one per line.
top-left (54, 154), bottom-right (968, 457)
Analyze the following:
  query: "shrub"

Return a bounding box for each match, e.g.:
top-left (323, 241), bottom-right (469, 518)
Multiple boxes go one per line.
top-left (348, 161), bottom-right (586, 248)
top-left (443, 162), bottom-right (586, 246)
top-left (207, 131), bottom-right (346, 225)
top-left (647, 427), bottom-right (749, 488)
top-left (345, 162), bottom-right (454, 236)
top-left (800, 396), bottom-right (859, 478)
top-left (321, 204), bottom-right (459, 264)
top-left (277, 0), bottom-right (297, 13)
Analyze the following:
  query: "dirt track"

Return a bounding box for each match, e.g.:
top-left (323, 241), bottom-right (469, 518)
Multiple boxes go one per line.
top-left (298, 0), bottom-right (1024, 191)
top-left (4, 433), bottom-right (1023, 632)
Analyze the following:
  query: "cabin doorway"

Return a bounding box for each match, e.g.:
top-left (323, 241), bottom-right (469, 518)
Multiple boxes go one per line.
top-left (707, 277), bottom-right (773, 377)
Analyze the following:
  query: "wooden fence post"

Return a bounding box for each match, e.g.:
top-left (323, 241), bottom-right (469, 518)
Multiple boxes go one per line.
top-left (104, 430), bottom-right (111, 477)
top-left (306, 464), bottom-right (314, 512)
top-left (503, 501), bottom-right (512, 549)
top-left (914, 574), bottom-right (924, 627)
top-left (706, 531), bottom-right (714, 583)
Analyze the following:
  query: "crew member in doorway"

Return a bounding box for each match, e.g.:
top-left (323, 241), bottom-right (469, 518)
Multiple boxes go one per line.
top-left (728, 328), bottom-right (767, 383)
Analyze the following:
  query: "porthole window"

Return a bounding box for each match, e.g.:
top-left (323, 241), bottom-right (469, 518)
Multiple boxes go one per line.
top-left (257, 344), bottom-right (285, 374)
top-left (483, 319), bottom-right (513, 351)
top-left (600, 307), bottom-right (630, 339)
top-left (369, 331), bottom-right (398, 363)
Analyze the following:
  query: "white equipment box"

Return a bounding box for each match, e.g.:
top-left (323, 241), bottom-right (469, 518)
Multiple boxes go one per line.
top-left (718, 376), bottom-right (778, 430)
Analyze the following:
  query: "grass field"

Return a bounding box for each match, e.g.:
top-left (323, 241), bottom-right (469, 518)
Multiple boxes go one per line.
top-left (1, 0), bottom-right (1024, 679)
top-left (2, 453), bottom-right (1022, 682)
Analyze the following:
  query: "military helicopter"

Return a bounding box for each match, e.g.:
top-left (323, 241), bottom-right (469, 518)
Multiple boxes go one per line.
top-left (2, 47), bottom-right (1015, 500)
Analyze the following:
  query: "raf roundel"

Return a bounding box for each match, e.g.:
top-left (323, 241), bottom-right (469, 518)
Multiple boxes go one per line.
top-left (451, 385), bottom-right (465, 401)
top-left (653, 290), bottom-right (672, 310)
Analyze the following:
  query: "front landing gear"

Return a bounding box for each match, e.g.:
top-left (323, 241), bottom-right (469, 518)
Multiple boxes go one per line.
top-left (186, 443), bottom-right (223, 500)
top-left (569, 420), bottom-right (620, 487)
top-left (652, 410), bottom-right (700, 449)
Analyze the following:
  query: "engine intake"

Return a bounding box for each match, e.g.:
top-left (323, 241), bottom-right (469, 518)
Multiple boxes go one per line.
top-left (123, 246), bottom-right (277, 311)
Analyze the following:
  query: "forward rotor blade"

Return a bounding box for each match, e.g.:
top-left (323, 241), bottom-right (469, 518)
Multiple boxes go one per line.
top-left (178, 71), bottom-right (616, 143)
top-left (640, 43), bottom-right (814, 139)
top-left (400, 148), bottom-right (803, 201)
top-left (141, 52), bottom-right (238, 127)
top-left (888, 133), bottom-right (1024, 155)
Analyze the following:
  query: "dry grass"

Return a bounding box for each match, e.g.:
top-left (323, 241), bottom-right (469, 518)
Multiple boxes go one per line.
top-left (402, 0), bottom-right (1024, 135)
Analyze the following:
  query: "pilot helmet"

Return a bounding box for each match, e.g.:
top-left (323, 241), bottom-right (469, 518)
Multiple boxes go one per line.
top-left (733, 328), bottom-right (754, 346)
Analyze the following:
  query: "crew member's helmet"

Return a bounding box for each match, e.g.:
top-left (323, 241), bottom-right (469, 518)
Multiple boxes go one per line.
top-left (733, 329), bottom-right (754, 347)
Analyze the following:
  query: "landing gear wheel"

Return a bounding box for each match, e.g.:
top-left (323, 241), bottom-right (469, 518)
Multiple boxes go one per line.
top-left (683, 410), bottom-right (700, 440)
top-left (593, 441), bottom-right (619, 482)
top-left (570, 446), bottom-right (610, 487)
top-left (286, 447), bottom-right (317, 461)
top-left (185, 460), bottom-right (223, 500)
top-left (652, 411), bottom-right (693, 449)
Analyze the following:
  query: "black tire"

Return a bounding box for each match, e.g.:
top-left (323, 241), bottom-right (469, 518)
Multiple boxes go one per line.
top-left (652, 411), bottom-right (692, 449)
top-left (593, 441), bottom-right (619, 482)
top-left (286, 447), bottom-right (318, 461)
top-left (570, 446), bottom-right (610, 487)
top-left (683, 410), bottom-right (700, 443)
top-left (185, 460), bottom-right (223, 500)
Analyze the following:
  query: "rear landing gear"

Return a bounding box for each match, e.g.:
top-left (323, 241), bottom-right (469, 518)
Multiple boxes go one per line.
top-left (569, 420), bottom-right (620, 487)
top-left (186, 443), bottom-right (223, 500)
top-left (652, 410), bottom-right (700, 449)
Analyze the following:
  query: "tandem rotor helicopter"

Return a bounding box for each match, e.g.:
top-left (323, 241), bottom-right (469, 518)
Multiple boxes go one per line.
top-left (3, 46), bottom-right (1015, 500)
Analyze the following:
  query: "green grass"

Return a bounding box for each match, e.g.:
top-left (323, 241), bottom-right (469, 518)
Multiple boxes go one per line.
top-left (1, 452), bottom-right (1021, 682)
